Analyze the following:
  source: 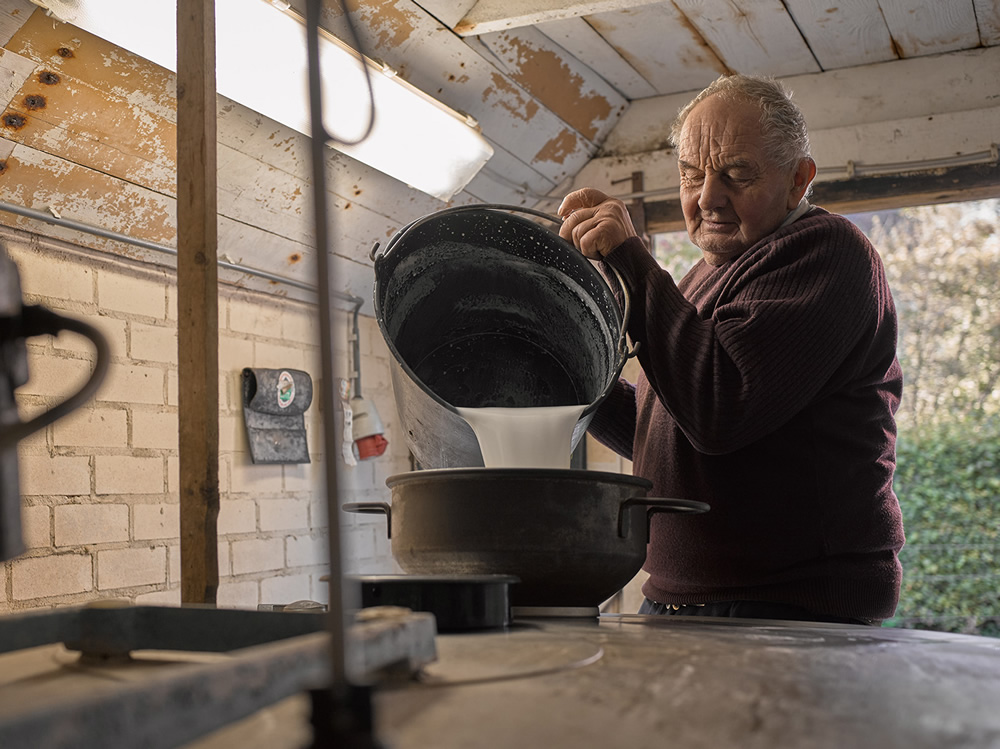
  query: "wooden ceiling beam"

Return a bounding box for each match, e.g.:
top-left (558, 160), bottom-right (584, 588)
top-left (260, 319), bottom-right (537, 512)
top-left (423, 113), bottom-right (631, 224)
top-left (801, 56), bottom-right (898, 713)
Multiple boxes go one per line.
top-left (452, 0), bottom-right (662, 35)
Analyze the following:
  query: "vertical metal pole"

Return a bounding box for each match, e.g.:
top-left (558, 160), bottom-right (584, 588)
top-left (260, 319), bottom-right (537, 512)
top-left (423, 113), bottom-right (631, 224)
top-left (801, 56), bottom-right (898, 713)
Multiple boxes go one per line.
top-left (177, 0), bottom-right (220, 604)
top-left (304, 1), bottom-right (381, 746)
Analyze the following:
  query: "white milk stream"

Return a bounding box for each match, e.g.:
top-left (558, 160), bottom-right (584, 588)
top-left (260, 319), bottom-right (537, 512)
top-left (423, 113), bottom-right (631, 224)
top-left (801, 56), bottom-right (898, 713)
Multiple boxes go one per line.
top-left (455, 405), bottom-right (587, 469)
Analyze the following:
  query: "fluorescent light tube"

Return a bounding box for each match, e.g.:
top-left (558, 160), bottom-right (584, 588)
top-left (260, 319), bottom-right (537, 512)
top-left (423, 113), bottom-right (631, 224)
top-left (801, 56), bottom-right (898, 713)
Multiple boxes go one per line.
top-left (31, 0), bottom-right (493, 201)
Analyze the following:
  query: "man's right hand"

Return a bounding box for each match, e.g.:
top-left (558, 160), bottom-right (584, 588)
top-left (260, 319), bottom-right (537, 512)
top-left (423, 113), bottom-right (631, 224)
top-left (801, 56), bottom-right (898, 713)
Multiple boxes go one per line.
top-left (557, 188), bottom-right (638, 259)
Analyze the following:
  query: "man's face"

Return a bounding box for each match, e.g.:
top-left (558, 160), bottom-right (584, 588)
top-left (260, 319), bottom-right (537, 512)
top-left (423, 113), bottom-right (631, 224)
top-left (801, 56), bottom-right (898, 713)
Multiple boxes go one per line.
top-left (677, 95), bottom-right (808, 265)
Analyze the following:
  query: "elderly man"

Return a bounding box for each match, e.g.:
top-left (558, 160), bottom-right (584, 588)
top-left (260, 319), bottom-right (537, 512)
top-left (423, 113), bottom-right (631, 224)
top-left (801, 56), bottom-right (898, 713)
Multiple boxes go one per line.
top-left (558, 74), bottom-right (904, 625)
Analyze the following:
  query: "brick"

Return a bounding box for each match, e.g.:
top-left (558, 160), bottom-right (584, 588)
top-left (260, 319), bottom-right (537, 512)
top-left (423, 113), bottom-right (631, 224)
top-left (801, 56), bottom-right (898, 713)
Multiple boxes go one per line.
top-left (229, 462), bottom-right (283, 494)
top-left (218, 498), bottom-right (256, 534)
top-left (282, 462), bottom-right (315, 493)
top-left (12, 553), bottom-right (93, 599)
top-left (286, 533), bottom-right (328, 568)
top-left (98, 546), bottom-right (168, 589)
top-left (310, 575), bottom-right (331, 605)
top-left (260, 573), bottom-right (312, 606)
top-left (97, 362), bottom-right (165, 405)
top-left (130, 322), bottom-right (178, 364)
top-left (55, 504), bottom-right (129, 546)
top-left (253, 341), bottom-right (305, 371)
top-left (219, 335), bottom-right (254, 370)
top-left (282, 308), bottom-right (319, 346)
top-left (95, 455), bottom-right (164, 495)
top-left (13, 251), bottom-right (94, 303)
top-left (228, 297), bottom-right (283, 338)
top-left (53, 316), bottom-right (126, 359)
top-left (18, 352), bottom-right (91, 398)
top-left (216, 580), bottom-right (258, 609)
top-left (134, 502), bottom-right (180, 540)
top-left (342, 524), bottom-right (377, 562)
top-left (219, 370), bottom-right (237, 413)
top-left (132, 410), bottom-right (178, 450)
top-left (18, 454), bottom-right (90, 495)
top-left (218, 541), bottom-right (231, 577)
top-left (97, 272), bottom-right (167, 318)
top-left (231, 537), bottom-right (284, 575)
top-left (52, 408), bottom-right (128, 449)
top-left (167, 370), bottom-right (178, 406)
top-left (219, 414), bottom-right (248, 452)
top-left (259, 498), bottom-right (309, 532)
top-left (21, 504), bottom-right (51, 548)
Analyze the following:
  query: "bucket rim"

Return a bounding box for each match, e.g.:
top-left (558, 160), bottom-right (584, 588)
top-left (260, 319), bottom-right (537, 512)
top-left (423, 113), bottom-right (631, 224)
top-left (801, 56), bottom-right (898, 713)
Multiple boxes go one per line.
top-left (371, 204), bottom-right (632, 418)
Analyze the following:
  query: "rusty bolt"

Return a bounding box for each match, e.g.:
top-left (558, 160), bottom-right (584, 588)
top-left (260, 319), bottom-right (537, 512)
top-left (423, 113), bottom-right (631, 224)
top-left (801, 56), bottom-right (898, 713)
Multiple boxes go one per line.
top-left (2, 113), bottom-right (26, 129)
top-left (23, 95), bottom-right (46, 110)
top-left (0, 161), bottom-right (7, 175)
top-left (39, 71), bottom-right (61, 85)
top-left (57, 47), bottom-right (74, 58)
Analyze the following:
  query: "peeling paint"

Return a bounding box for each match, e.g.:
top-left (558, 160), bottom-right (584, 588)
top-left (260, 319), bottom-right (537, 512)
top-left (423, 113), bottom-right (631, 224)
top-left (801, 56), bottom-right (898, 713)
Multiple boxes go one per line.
top-left (489, 33), bottom-right (611, 141)
top-left (344, 0), bottom-right (419, 56)
top-left (535, 129), bottom-right (579, 166)
top-left (482, 72), bottom-right (539, 124)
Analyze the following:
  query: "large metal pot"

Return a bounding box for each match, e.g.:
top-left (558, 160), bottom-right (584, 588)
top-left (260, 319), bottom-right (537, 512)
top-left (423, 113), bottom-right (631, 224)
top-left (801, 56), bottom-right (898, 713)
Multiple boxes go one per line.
top-left (371, 205), bottom-right (633, 469)
top-left (344, 468), bottom-right (708, 609)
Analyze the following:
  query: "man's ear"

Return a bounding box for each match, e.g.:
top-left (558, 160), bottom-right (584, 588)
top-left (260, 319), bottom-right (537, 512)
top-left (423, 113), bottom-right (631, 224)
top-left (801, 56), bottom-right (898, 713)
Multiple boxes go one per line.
top-left (788, 158), bottom-right (817, 209)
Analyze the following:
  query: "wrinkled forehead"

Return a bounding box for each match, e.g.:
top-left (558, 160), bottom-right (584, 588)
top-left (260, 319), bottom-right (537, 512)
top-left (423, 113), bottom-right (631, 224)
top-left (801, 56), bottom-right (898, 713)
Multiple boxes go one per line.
top-left (677, 95), bottom-right (769, 167)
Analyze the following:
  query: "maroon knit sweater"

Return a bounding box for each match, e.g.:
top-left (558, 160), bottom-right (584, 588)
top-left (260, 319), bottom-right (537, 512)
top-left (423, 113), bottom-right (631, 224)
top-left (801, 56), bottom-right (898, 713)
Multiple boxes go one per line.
top-left (589, 207), bottom-right (905, 622)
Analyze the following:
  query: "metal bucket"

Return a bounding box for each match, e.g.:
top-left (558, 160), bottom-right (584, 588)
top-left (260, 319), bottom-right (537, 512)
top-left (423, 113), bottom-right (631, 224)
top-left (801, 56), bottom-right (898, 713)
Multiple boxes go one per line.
top-left (371, 205), bottom-right (631, 468)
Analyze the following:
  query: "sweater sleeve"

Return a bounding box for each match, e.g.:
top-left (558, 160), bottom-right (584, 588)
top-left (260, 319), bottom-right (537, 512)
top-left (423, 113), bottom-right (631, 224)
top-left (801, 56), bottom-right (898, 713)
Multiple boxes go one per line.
top-left (602, 215), bottom-right (888, 454)
top-left (586, 378), bottom-right (637, 461)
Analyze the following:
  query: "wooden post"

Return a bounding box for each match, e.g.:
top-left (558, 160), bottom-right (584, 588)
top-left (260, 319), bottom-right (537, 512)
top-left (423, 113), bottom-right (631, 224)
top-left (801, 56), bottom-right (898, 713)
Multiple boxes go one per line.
top-left (176, 0), bottom-right (220, 604)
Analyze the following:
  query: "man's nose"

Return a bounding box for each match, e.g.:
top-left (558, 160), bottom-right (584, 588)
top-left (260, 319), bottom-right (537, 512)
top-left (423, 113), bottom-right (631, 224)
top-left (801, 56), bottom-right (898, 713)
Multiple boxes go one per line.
top-left (698, 172), bottom-right (728, 212)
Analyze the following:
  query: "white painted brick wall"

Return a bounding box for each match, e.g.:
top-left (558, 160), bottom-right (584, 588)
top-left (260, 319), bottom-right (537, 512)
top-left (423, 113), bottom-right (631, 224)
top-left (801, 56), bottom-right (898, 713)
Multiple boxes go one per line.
top-left (95, 456), bottom-right (164, 495)
top-left (20, 504), bottom-right (51, 549)
top-left (231, 537), bottom-right (285, 575)
top-left (52, 408), bottom-right (129, 449)
top-left (134, 503), bottom-right (180, 540)
top-left (260, 573), bottom-right (313, 605)
top-left (258, 498), bottom-right (309, 532)
top-left (12, 554), bottom-right (93, 600)
top-left (3, 233), bottom-right (401, 613)
top-left (54, 504), bottom-right (130, 546)
top-left (18, 455), bottom-right (91, 496)
top-left (97, 546), bottom-right (168, 590)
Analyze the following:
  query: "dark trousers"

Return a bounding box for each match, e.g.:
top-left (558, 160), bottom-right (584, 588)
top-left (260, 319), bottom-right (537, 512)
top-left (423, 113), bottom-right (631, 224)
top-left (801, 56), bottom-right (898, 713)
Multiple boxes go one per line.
top-left (638, 598), bottom-right (878, 626)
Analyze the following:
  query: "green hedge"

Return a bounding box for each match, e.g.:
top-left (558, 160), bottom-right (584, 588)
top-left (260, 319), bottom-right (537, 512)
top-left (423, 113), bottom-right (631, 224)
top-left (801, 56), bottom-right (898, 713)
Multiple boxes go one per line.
top-left (885, 417), bottom-right (1000, 636)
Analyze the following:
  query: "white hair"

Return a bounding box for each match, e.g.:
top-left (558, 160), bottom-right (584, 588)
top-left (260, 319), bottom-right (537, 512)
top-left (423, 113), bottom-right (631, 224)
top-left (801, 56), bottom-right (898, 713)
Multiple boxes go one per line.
top-left (669, 74), bottom-right (812, 170)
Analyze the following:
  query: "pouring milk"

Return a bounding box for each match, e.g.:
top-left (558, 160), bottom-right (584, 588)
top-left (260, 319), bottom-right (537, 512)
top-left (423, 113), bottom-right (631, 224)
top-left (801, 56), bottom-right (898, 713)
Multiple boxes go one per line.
top-left (455, 405), bottom-right (587, 469)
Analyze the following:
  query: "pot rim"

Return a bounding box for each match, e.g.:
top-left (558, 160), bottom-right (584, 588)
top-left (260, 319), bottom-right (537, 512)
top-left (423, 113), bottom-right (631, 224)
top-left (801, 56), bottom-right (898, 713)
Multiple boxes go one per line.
top-left (385, 467), bottom-right (654, 489)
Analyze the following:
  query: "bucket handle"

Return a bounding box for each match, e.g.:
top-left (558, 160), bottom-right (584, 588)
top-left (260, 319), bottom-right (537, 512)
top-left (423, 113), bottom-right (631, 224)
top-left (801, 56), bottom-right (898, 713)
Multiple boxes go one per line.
top-left (342, 502), bottom-right (391, 538)
top-left (617, 497), bottom-right (710, 539)
top-left (370, 202), bottom-right (638, 367)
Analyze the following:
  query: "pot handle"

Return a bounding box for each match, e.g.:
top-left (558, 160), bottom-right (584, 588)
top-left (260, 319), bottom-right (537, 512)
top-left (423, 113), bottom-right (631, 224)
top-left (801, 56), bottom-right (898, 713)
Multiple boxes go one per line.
top-left (617, 497), bottom-right (710, 538)
top-left (342, 502), bottom-right (391, 539)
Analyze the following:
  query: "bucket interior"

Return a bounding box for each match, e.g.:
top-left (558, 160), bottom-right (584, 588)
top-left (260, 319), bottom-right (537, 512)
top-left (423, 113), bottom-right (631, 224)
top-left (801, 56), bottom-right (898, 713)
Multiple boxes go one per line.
top-left (376, 209), bottom-right (622, 409)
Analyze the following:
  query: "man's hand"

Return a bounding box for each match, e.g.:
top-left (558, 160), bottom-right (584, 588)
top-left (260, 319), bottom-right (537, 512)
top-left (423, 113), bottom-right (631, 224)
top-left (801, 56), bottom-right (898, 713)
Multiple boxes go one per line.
top-left (557, 188), bottom-right (639, 259)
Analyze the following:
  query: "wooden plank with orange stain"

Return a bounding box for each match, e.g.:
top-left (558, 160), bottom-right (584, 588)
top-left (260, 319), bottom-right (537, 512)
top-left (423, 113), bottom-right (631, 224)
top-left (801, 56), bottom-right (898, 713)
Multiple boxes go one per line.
top-left (4, 9), bottom-right (177, 194)
top-left (323, 0), bottom-right (599, 178)
top-left (0, 142), bottom-right (176, 247)
top-left (473, 25), bottom-right (626, 143)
